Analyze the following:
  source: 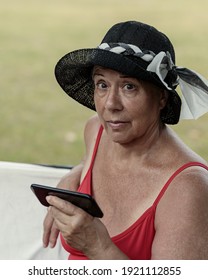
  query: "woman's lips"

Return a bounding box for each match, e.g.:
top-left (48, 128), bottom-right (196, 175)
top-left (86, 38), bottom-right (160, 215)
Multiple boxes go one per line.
top-left (107, 121), bottom-right (128, 129)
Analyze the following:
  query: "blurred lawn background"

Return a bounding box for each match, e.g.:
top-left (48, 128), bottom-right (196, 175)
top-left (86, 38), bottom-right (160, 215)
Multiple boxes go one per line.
top-left (0, 0), bottom-right (208, 166)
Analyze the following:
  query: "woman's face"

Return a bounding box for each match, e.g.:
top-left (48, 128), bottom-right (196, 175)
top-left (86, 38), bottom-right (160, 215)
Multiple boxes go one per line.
top-left (93, 66), bottom-right (167, 144)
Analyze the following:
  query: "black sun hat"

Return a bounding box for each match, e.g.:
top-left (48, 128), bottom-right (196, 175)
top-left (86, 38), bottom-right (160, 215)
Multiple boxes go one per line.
top-left (55, 21), bottom-right (183, 124)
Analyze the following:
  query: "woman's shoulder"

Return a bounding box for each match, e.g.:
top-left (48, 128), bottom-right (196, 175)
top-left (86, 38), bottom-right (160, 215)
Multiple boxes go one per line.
top-left (155, 132), bottom-right (208, 231)
top-left (153, 154), bottom-right (208, 259)
top-left (84, 114), bottom-right (101, 131)
top-left (165, 126), bottom-right (207, 166)
top-left (84, 114), bottom-right (101, 148)
top-left (80, 115), bottom-right (101, 183)
top-left (83, 114), bottom-right (102, 162)
top-left (157, 126), bottom-right (208, 219)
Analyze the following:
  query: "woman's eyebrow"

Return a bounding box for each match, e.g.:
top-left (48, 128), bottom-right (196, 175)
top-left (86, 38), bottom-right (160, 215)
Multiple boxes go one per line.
top-left (92, 72), bottom-right (104, 78)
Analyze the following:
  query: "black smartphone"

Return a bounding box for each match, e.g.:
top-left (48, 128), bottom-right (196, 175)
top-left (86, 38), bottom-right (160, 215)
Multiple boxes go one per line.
top-left (30, 184), bottom-right (103, 218)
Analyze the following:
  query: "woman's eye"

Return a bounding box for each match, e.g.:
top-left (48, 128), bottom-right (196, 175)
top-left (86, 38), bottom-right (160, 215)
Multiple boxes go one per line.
top-left (124, 83), bottom-right (136, 90)
top-left (96, 82), bottom-right (107, 89)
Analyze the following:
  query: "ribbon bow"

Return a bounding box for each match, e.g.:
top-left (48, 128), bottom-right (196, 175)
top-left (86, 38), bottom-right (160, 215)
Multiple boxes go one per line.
top-left (147, 52), bottom-right (208, 120)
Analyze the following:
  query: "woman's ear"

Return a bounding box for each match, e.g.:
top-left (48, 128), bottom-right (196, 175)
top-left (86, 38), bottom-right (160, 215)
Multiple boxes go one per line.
top-left (159, 90), bottom-right (168, 109)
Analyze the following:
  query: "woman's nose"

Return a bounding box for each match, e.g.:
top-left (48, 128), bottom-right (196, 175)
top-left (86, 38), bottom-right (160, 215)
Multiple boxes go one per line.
top-left (104, 87), bottom-right (123, 111)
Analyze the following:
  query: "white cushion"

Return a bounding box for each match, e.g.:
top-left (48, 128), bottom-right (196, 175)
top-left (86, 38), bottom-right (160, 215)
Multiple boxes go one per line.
top-left (0, 161), bottom-right (69, 260)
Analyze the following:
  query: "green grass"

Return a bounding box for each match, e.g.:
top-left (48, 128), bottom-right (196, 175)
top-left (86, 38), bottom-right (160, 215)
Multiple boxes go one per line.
top-left (0, 0), bottom-right (208, 165)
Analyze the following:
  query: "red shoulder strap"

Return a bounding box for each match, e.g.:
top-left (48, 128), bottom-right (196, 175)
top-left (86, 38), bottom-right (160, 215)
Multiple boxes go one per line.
top-left (78, 125), bottom-right (103, 194)
top-left (153, 162), bottom-right (208, 206)
top-left (89, 125), bottom-right (104, 169)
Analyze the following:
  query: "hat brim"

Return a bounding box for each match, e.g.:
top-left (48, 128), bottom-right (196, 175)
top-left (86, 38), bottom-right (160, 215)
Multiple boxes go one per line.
top-left (55, 48), bottom-right (181, 124)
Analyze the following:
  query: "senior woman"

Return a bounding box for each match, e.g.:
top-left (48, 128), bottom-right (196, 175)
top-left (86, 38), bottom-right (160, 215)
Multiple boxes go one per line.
top-left (43, 21), bottom-right (208, 259)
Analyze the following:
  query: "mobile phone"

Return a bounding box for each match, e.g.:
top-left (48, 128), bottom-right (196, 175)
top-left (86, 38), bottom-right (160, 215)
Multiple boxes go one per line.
top-left (30, 184), bottom-right (103, 218)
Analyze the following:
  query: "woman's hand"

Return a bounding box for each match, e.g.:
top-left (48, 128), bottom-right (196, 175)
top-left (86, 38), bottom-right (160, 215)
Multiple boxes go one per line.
top-left (42, 164), bottom-right (83, 248)
top-left (46, 195), bottom-right (116, 259)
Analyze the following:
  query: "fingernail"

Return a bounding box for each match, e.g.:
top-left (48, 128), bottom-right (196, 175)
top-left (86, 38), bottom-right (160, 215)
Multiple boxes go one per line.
top-left (46, 196), bottom-right (51, 203)
top-left (50, 242), bottom-right (54, 248)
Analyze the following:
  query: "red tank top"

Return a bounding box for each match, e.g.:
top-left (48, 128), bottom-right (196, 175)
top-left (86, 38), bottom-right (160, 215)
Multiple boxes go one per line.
top-left (61, 126), bottom-right (208, 260)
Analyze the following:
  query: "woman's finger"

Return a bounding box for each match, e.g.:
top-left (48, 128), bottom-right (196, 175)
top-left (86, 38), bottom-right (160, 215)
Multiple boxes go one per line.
top-left (42, 211), bottom-right (54, 247)
top-left (46, 195), bottom-right (83, 217)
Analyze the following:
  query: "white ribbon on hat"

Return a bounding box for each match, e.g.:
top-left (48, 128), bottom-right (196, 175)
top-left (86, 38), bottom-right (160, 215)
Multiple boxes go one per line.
top-left (147, 52), bottom-right (208, 119)
top-left (98, 42), bottom-right (208, 120)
